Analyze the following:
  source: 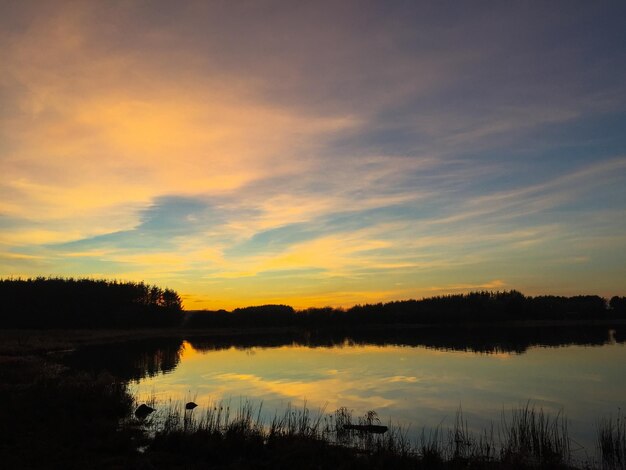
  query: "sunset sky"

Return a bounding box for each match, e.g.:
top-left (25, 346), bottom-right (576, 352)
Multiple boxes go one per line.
top-left (1, 1), bottom-right (625, 309)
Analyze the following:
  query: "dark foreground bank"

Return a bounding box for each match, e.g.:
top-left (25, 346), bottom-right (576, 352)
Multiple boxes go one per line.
top-left (2, 333), bottom-right (625, 469)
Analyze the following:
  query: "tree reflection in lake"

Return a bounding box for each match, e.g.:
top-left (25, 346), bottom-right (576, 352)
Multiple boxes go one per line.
top-left (65, 337), bottom-right (184, 381)
top-left (186, 324), bottom-right (624, 354)
top-left (66, 324), bottom-right (624, 381)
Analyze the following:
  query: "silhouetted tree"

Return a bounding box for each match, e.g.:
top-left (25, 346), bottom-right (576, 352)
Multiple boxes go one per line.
top-left (162, 289), bottom-right (182, 310)
top-left (185, 290), bottom-right (617, 330)
top-left (0, 277), bottom-right (183, 329)
top-left (610, 296), bottom-right (626, 316)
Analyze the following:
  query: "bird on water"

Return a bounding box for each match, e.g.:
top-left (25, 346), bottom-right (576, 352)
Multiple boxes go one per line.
top-left (185, 402), bottom-right (198, 410)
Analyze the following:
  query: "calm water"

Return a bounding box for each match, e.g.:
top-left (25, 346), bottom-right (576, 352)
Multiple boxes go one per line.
top-left (69, 325), bottom-right (626, 457)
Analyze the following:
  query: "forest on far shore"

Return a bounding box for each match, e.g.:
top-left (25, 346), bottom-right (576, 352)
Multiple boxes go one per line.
top-left (0, 277), bottom-right (182, 328)
top-left (1, 277), bottom-right (625, 329)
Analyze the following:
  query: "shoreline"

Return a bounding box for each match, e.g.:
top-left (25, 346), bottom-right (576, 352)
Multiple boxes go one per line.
top-left (2, 317), bottom-right (626, 355)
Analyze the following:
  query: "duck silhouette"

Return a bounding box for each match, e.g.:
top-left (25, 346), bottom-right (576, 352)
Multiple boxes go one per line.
top-left (185, 402), bottom-right (198, 410)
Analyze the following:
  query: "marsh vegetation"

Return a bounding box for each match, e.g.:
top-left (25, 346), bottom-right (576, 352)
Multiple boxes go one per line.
top-left (138, 399), bottom-right (580, 469)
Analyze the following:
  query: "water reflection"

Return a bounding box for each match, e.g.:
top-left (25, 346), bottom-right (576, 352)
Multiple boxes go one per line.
top-left (66, 325), bottom-right (626, 456)
top-left (65, 337), bottom-right (184, 381)
top-left (136, 337), bottom-right (626, 455)
top-left (187, 324), bottom-right (625, 354)
top-left (66, 325), bottom-right (624, 381)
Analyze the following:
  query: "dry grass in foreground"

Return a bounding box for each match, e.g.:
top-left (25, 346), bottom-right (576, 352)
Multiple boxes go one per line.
top-left (136, 399), bottom-right (585, 469)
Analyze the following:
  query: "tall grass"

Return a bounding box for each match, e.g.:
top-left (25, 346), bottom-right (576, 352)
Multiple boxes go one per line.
top-left (140, 399), bottom-right (579, 468)
top-left (150, 399), bottom-right (330, 440)
top-left (500, 404), bottom-right (570, 467)
top-left (414, 406), bottom-right (564, 467)
top-left (598, 410), bottom-right (626, 469)
top-left (144, 399), bottom-right (410, 455)
top-left (446, 407), bottom-right (496, 463)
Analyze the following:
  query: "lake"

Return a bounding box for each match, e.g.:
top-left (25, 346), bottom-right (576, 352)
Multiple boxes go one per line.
top-left (68, 325), bottom-right (626, 459)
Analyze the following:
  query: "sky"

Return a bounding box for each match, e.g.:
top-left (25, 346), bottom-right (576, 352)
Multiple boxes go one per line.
top-left (1, 1), bottom-right (625, 310)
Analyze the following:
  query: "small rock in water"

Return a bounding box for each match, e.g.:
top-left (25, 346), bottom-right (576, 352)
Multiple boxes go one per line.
top-left (135, 404), bottom-right (155, 419)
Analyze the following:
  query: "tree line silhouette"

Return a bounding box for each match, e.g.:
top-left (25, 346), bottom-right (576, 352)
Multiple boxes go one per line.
top-left (0, 277), bottom-right (182, 328)
top-left (1, 278), bottom-right (624, 329)
top-left (187, 291), bottom-right (626, 329)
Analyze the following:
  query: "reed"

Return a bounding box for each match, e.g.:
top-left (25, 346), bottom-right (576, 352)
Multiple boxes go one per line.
top-left (148, 400), bottom-right (403, 451)
top-left (499, 403), bottom-right (570, 467)
top-left (598, 410), bottom-right (626, 469)
top-left (143, 399), bottom-right (578, 468)
top-left (6, 368), bottom-right (612, 470)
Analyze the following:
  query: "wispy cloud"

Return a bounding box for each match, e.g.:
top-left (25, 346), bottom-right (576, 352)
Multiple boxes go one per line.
top-left (2, 1), bottom-right (626, 307)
